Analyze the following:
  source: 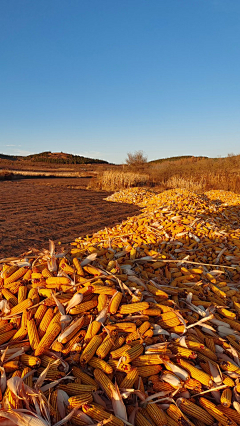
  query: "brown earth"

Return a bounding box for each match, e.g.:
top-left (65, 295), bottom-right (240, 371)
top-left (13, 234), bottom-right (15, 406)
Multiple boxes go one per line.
top-left (0, 177), bottom-right (140, 258)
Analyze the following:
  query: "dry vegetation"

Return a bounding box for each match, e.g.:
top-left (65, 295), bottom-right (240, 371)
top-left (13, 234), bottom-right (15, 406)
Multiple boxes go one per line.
top-left (1, 153), bottom-right (240, 193)
top-left (90, 170), bottom-right (149, 191)
top-left (90, 154), bottom-right (240, 193)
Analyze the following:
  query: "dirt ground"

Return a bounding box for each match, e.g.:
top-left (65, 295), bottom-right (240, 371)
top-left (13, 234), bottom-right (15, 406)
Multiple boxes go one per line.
top-left (0, 177), bottom-right (140, 258)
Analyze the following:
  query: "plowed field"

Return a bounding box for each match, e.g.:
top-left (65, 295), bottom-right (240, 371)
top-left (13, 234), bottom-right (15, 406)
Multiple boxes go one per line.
top-left (0, 178), bottom-right (140, 258)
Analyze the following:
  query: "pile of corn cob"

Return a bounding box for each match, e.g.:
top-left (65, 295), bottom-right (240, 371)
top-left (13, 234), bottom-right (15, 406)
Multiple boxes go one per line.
top-left (0, 188), bottom-right (240, 426)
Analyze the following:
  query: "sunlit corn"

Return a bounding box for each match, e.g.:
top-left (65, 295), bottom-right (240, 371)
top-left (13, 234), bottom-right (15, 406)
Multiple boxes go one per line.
top-left (35, 322), bottom-right (61, 356)
top-left (119, 302), bottom-right (149, 314)
top-left (72, 366), bottom-right (98, 387)
top-left (146, 403), bottom-right (168, 426)
top-left (80, 334), bottom-right (103, 364)
top-left (199, 397), bottom-right (237, 426)
top-left (27, 318), bottom-right (40, 351)
top-left (178, 398), bottom-right (215, 425)
top-left (82, 403), bottom-right (124, 426)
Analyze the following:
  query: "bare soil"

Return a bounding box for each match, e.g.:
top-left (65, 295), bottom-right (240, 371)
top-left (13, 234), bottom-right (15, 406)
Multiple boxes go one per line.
top-left (0, 177), bottom-right (140, 258)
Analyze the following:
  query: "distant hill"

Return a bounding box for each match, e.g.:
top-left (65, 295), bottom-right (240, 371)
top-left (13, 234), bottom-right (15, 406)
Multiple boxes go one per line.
top-left (149, 155), bottom-right (208, 164)
top-left (0, 151), bottom-right (108, 164)
top-left (0, 153), bottom-right (18, 160)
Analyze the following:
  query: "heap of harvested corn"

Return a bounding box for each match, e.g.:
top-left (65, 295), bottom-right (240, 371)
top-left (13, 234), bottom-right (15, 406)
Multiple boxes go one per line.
top-left (0, 188), bottom-right (240, 426)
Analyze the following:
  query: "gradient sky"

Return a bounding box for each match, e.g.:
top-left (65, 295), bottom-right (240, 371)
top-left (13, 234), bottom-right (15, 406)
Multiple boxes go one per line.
top-left (0, 0), bottom-right (239, 164)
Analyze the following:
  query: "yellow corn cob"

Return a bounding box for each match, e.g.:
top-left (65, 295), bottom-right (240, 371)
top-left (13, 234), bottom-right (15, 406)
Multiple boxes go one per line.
top-left (59, 383), bottom-right (97, 395)
top-left (109, 292), bottom-right (123, 314)
top-left (20, 354), bottom-right (41, 367)
top-left (83, 265), bottom-right (102, 276)
top-left (71, 414), bottom-right (88, 426)
top-left (142, 308), bottom-right (161, 316)
top-left (222, 375), bottom-right (235, 387)
top-left (39, 354), bottom-right (59, 367)
top-left (3, 361), bottom-right (19, 372)
top-left (146, 403), bottom-right (168, 426)
top-left (94, 368), bottom-right (115, 398)
top-left (31, 272), bottom-right (42, 280)
top-left (96, 331), bottom-right (117, 359)
top-left (135, 411), bottom-right (153, 426)
top-left (28, 287), bottom-right (39, 305)
top-left (204, 337), bottom-right (216, 353)
top-left (220, 360), bottom-right (240, 373)
top-left (88, 357), bottom-right (113, 374)
top-left (146, 284), bottom-right (168, 299)
top-left (137, 364), bottom-right (162, 377)
top-left (17, 285), bottom-right (27, 303)
top-left (132, 354), bottom-right (164, 366)
top-left (4, 370), bottom-right (22, 408)
top-left (72, 366), bottom-right (98, 386)
top-left (110, 344), bottom-right (132, 359)
top-left (167, 404), bottom-right (195, 426)
top-left (0, 329), bottom-right (17, 345)
top-left (35, 322), bottom-right (61, 356)
top-left (11, 325), bottom-right (28, 341)
top-left (165, 413), bottom-right (179, 426)
top-left (38, 308), bottom-right (54, 339)
top-left (5, 281), bottom-right (22, 294)
top-left (122, 343), bottom-right (144, 363)
top-left (119, 367), bottom-right (139, 389)
top-left (199, 398), bottom-right (237, 426)
top-left (97, 294), bottom-right (108, 312)
top-left (178, 359), bottom-right (213, 387)
top-left (217, 406), bottom-right (240, 425)
top-left (61, 331), bottom-right (83, 354)
top-left (2, 288), bottom-right (18, 306)
top-left (107, 357), bottom-right (131, 372)
top-left (10, 298), bottom-right (33, 315)
top-left (178, 398), bottom-right (215, 425)
top-left (21, 366), bottom-right (33, 387)
top-left (69, 299), bottom-right (98, 315)
top-left (82, 403), bottom-right (124, 426)
top-left (172, 346), bottom-right (197, 359)
top-left (51, 341), bottom-right (63, 352)
top-left (220, 388), bottom-right (232, 408)
top-left (4, 267), bottom-right (27, 286)
top-left (73, 257), bottom-right (85, 276)
top-left (119, 302), bottom-right (149, 314)
top-left (68, 393), bottom-right (93, 408)
top-left (41, 267), bottom-right (53, 278)
top-left (112, 335), bottom-right (126, 350)
top-left (0, 323), bottom-right (13, 334)
top-left (107, 322), bottom-right (137, 333)
top-left (84, 320), bottom-right (101, 342)
top-left (186, 340), bottom-right (217, 361)
top-left (50, 389), bottom-right (61, 422)
top-left (91, 285), bottom-right (116, 295)
top-left (218, 308), bottom-right (236, 320)
top-left (2, 265), bottom-right (18, 279)
top-left (34, 304), bottom-right (48, 327)
top-left (46, 276), bottom-right (70, 285)
top-left (153, 381), bottom-right (175, 393)
top-left (48, 311), bottom-right (61, 327)
top-left (159, 311), bottom-right (181, 328)
top-left (60, 259), bottom-right (74, 275)
top-left (37, 367), bottom-right (65, 380)
top-left (80, 334), bottom-right (103, 364)
top-left (27, 318), bottom-right (40, 351)
top-left (60, 317), bottom-right (85, 345)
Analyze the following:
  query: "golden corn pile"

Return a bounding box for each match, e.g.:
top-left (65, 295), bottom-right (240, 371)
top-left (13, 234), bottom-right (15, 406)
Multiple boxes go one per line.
top-left (1, 188), bottom-right (240, 426)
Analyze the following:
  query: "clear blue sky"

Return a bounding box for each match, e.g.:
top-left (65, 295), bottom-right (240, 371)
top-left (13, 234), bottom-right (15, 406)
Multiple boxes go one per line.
top-left (0, 0), bottom-right (239, 164)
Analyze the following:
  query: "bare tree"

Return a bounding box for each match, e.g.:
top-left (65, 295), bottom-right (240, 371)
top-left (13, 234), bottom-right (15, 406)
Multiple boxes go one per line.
top-left (125, 150), bottom-right (148, 168)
